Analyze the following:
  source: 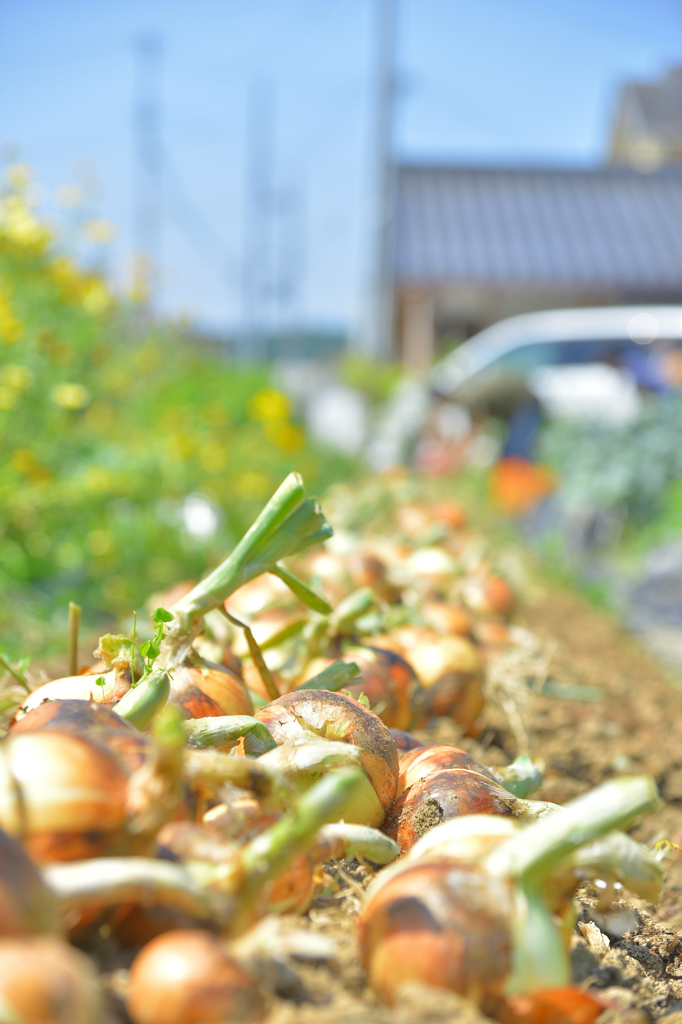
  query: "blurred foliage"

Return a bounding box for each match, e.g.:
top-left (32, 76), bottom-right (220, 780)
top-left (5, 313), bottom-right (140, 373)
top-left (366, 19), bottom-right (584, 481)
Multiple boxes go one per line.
top-left (539, 395), bottom-right (682, 525)
top-left (338, 353), bottom-right (402, 403)
top-left (0, 169), bottom-right (358, 657)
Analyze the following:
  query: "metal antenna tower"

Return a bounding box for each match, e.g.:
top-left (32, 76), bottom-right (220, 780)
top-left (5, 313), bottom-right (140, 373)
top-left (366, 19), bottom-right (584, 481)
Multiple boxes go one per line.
top-left (133, 33), bottom-right (163, 311)
top-left (363, 0), bottom-right (398, 360)
top-left (242, 83), bottom-right (276, 359)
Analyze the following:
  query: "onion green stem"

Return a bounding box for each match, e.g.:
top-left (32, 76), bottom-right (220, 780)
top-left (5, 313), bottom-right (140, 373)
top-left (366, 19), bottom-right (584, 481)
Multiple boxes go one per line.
top-left (221, 608), bottom-right (280, 702)
top-left (486, 775), bottom-right (659, 887)
top-left (183, 748), bottom-right (293, 808)
top-left (229, 767), bottom-right (366, 933)
top-left (43, 858), bottom-right (213, 921)
top-left (313, 822), bottom-right (399, 865)
top-left (169, 474), bottom-right (332, 635)
top-left (294, 661), bottom-right (361, 692)
top-left (183, 715), bottom-right (277, 755)
top-left (113, 670), bottom-right (170, 730)
top-left (67, 602), bottom-right (80, 676)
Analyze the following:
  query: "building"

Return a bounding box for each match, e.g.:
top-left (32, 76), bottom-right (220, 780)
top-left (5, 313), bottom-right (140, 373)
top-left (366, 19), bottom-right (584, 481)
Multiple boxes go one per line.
top-left (610, 66), bottom-right (682, 171)
top-left (392, 164), bottom-right (682, 365)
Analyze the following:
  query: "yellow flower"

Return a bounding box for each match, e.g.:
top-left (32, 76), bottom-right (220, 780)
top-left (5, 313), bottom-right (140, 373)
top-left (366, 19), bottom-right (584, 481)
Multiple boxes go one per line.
top-left (49, 256), bottom-right (83, 301)
top-left (166, 433), bottom-right (194, 461)
top-left (85, 402), bottom-right (116, 432)
top-left (11, 448), bottom-right (52, 484)
top-left (51, 382), bottom-right (91, 410)
top-left (247, 387), bottom-right (291, 423)
top-left (81, 279), bottom-right (112, 315)
top-left (267, 421), bottom-right (306, 454)
top-left (83, 466), bottom-right (113, 493)
top-left (5, 163), bottom-right (32, 189)
top-left (0, 293), bottom-right (24, 344)
top-left (0, 385), bottom-right (18, 410)
top-left (0, 364), bottom-right (33, 389)
top-left (235, 470), bottom-right (271, 500)
top-left (0, 194), bottom-right (50, 250)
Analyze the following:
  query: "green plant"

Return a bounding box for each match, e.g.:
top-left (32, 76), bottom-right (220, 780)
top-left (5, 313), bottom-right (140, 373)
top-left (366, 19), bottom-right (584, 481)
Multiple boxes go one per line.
top-left (0, 172), bottom-right (359, 657)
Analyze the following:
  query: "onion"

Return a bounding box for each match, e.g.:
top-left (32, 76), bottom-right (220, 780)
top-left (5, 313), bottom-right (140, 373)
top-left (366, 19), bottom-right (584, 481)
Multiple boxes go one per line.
top-left (348, 552), bottom-right (387, 588)
top-left (0, 731), bottom-right (129, 862)
top-left (0, 827), bottom-right (61, 935)
top-left (394, 503), bottom-right (432, 537)
top-left (255, 691), bottom-right (399, 826)
top-left (473, 619), bottom-right (511, 647)
top-left (13, 669), bottom-right (129, 721)
top-left (422, 671), bottom-right (485, 733)
top-left (344, 645), bottom-right (425, 731)
top-left (8, 698), bottom-right (151, 772)
top-left (406, 814), bottom-right (520, 865)
top-left (430, 500), bottom-right (467, 530)
top-left (385, 628), bottom-right (483, 732)
top-left (358, 861), bottom-right (604, 1023)
top-left (359, 859), bottom-right (514, 1005)
top-left (203, 794), bottom-right (279, 840)
top-left (396, 630), bottom-right (481, 683)
top-left (497, 987), bottom-right (605, 1024)
top-left (462, 575), bottom-right (515, 618)
top-left (383, 768), bottom-right (517, 852)
top-left (9, 697), bottom-right (135, 737)
top-left (422, 600), bottom-right (473, 637)
top-left (127, 929), bottom-right (266, 1024)
top-left (169, 663), bottom-right (254, 719)
top-left (389, 728), bottom-right (425, 754)
top-left (361, 778), bottom-right (659, 1020)
top-left (347, 553), bottom-right (401, 603)
top-left (397, 745), bottom-right (500, 795)
top-left (0, 935), bottom-right (102, 1023)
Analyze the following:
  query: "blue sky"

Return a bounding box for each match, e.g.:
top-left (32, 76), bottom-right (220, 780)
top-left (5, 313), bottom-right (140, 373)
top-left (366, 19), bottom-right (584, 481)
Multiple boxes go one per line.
top-left (1, 0), bottom-right (680, 333)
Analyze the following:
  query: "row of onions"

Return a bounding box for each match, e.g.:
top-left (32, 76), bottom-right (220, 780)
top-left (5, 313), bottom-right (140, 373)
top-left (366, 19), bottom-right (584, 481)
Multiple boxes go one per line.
top-left (0, 473), bottom-right (665, 1023)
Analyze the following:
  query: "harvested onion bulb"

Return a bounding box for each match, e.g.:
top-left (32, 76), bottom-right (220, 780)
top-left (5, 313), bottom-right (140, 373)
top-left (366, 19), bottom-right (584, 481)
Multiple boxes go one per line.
top-left (0, 731), bottom-right (129, 863)
top-left (0, 935), bottom-right (102, 1023)
top-left (0, 827), bottom-right (62, 935)
top-left (255, 690), bottom-right (399, 827)
top-left (127, 929), bottom-right (266, 1024)
top-left (344, 645), bottom-right (425, 731)
top-left (169, 663), bottom-right (254, 719)
top-left (384, 767), bottom-right (518, 852)
top-left (13, 669), bottom-right (129, 721)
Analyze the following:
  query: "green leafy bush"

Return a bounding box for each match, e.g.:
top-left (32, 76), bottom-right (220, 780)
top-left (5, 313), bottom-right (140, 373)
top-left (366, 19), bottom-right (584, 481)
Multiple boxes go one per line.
top-left (0, 176), bottom-right (356, 656)
top-left (539, 396), bottom-right (682, 525)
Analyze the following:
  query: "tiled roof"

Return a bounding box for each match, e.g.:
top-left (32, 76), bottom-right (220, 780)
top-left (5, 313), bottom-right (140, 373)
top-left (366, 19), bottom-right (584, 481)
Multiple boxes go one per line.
top-left (394, 165), bottom-right (682, 291)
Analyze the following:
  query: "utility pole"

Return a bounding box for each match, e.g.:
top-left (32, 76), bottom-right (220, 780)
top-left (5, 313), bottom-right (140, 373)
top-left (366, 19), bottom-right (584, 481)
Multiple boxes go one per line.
top-left (275, 184), bottom-right (306, 342)
top-left (133, 33), bottom-right (163, 311)
top-left (242, 83), bottom-right (276, 359)
top-left (362, 0), bottom-right (398, 361)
